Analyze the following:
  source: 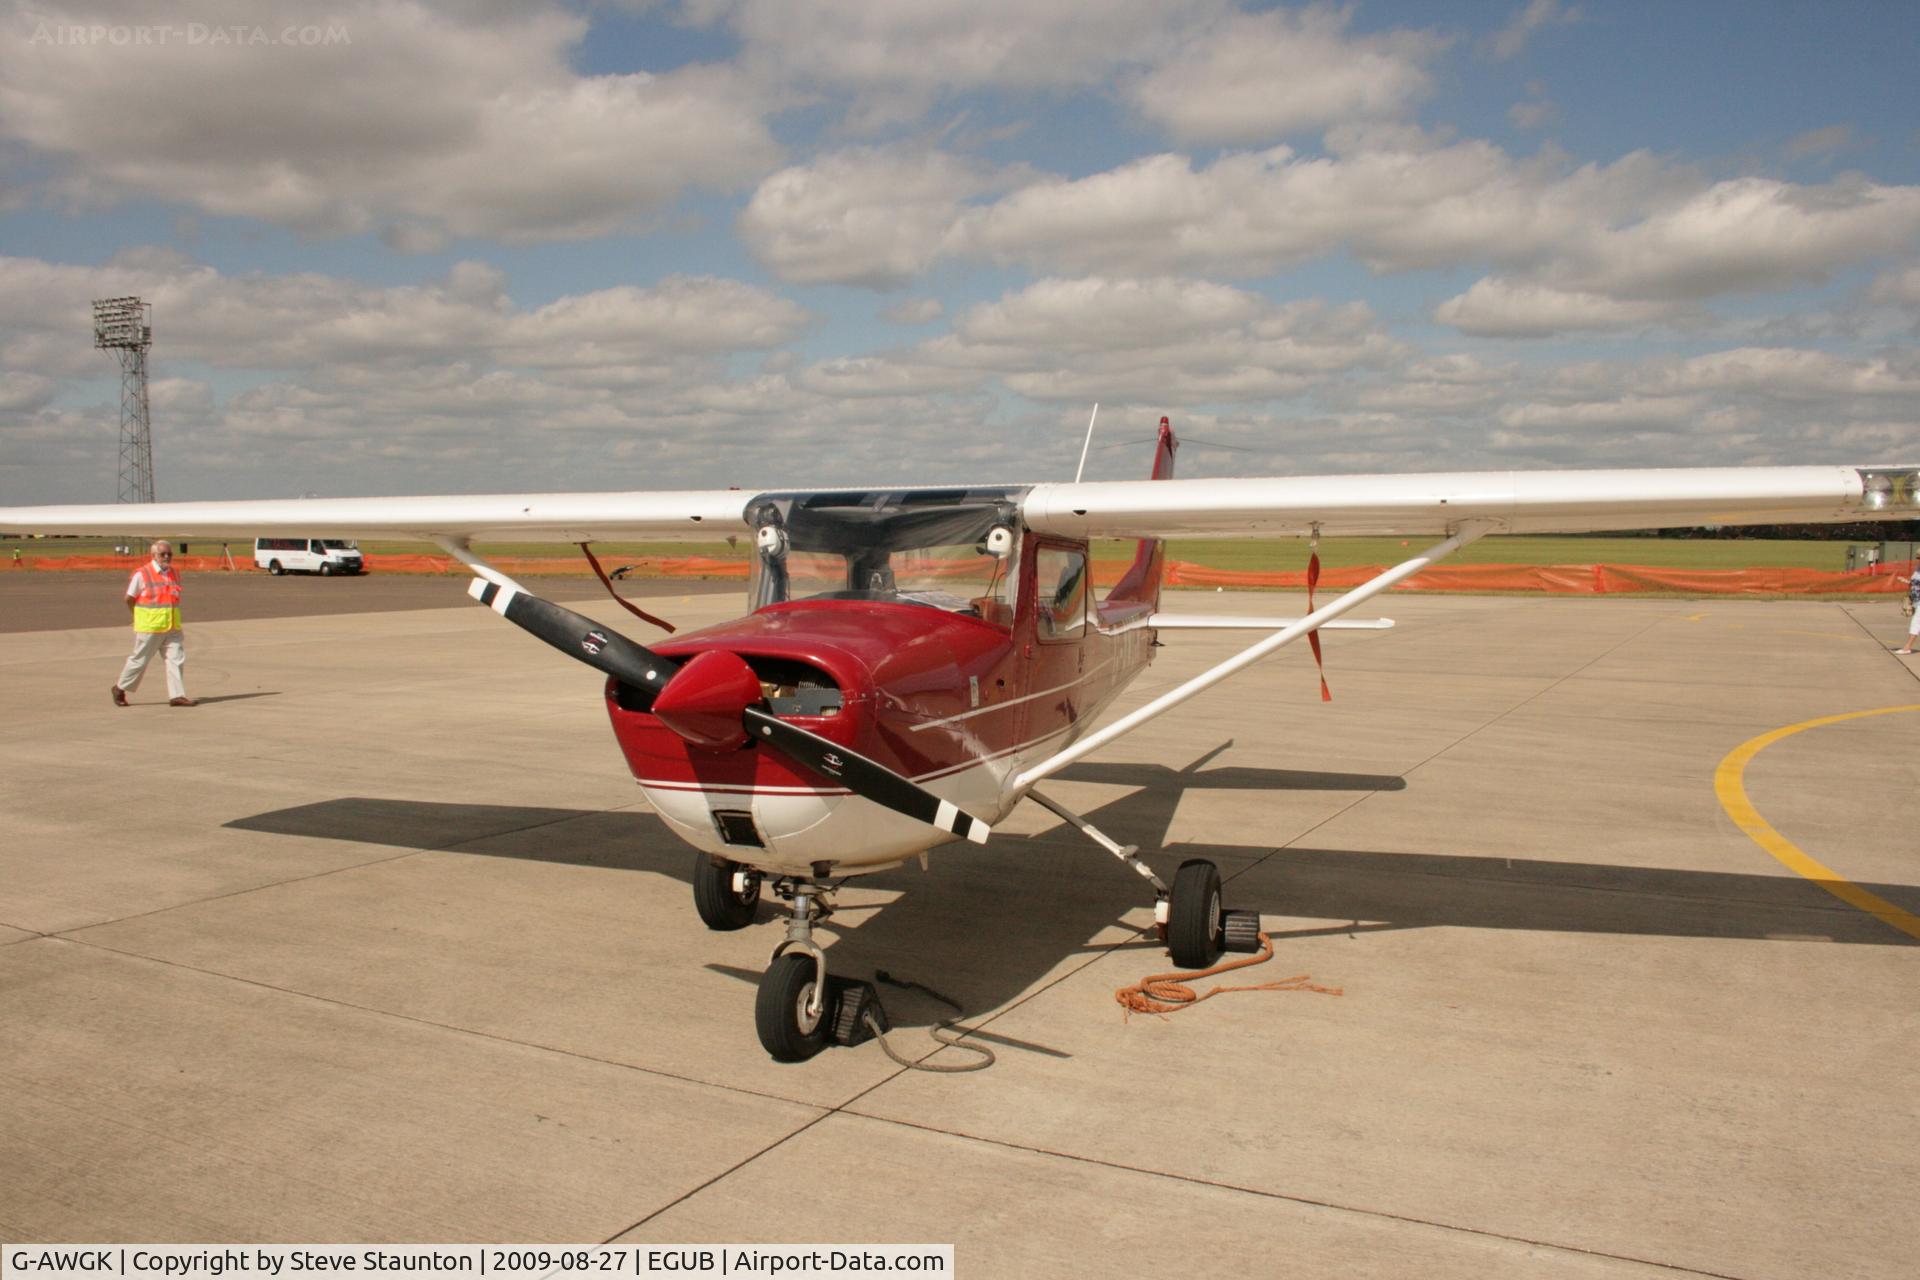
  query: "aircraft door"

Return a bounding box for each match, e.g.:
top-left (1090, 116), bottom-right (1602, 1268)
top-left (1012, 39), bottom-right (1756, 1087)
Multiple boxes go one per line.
top-left (1035, 545), bottom-right (1089, 647)
top-left (1021, 542), bottom-right (1089, 750)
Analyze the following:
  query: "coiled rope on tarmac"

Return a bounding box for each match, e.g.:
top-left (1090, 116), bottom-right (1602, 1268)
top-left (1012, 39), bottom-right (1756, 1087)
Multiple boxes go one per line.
top-left (1116, 932), bottom-right (1342, 1018)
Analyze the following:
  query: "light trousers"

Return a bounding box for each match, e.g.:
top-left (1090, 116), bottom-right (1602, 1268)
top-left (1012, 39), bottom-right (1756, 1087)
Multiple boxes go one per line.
top-left (118, 629), bottom-right (186, 700)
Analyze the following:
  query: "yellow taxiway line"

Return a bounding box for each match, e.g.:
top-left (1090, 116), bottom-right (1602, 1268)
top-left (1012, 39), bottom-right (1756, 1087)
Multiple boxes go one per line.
top-left (1715, 705), bottom-right (1920, 942)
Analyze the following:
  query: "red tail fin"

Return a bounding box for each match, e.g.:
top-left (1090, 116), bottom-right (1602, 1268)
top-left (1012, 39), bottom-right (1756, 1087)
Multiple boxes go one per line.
top-left (1102, 416), bottom-right (1177, 609)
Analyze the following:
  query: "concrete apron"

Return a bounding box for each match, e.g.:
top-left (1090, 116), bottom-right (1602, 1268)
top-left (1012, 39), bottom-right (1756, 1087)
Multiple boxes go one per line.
top-left (1, 584), bottom-right (1916, 1277)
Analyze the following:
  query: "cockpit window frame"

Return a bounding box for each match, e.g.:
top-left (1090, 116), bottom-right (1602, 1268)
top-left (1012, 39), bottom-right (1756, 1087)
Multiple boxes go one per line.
top-left (744, 485), bottom-right (1029, 618)
top-left (1031, 541), bottom-right (1089, 643)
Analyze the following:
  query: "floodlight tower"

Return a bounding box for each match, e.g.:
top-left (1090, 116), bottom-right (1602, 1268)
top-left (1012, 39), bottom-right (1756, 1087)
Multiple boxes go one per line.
top-left (93, 296), bottom-right (156, 505)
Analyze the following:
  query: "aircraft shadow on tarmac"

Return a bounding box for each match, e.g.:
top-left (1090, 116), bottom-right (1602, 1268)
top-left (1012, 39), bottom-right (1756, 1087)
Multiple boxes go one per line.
top-left (223, 751), bottom-right (1917, 1040)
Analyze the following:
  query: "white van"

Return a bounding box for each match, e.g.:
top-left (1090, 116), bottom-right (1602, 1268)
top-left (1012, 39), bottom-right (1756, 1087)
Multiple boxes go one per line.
top-left (255, 537), bottom-right (365, 576)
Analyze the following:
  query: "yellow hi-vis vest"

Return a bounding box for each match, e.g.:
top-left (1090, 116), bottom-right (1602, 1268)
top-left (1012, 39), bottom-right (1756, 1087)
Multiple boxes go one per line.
top-left (128, 563), bottom-right (182, 632)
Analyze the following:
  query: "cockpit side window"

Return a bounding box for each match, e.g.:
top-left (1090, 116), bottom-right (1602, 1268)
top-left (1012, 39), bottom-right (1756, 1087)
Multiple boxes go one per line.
top-left (1034, 546), bottom-right (1088, 641)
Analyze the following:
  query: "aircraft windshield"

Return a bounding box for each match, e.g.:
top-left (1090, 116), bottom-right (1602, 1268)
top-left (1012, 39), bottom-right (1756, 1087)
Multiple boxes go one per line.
top-left (746, 487), bottom-right (1024, 622)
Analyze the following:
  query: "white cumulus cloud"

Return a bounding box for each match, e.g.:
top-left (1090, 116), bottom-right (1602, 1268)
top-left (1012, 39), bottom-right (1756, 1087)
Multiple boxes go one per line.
top-left (0, 1), bottom-right (781, 242)
top-left (687, 0), bottom-right (1226, 128)
top-left (739, 148), bottom-right (1006, 288)
top-left (913, 276), bottom-right (1405, 405)
top-left (1130, 6), bottom-right (1446, 144)
top-left (1435, 279), bottom-right (1696, 337)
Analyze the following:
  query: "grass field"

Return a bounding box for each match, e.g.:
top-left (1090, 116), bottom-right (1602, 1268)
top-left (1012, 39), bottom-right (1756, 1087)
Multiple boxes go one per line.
top-left (1, 533), bottom-right (1886, 572)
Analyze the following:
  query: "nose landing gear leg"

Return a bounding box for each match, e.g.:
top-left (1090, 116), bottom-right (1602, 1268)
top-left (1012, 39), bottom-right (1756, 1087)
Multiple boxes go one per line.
top-left (756, 878), bottom-right (834, 1061)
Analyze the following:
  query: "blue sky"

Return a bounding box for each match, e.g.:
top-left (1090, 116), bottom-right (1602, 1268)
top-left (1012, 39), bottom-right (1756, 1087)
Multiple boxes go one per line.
top-left (1, 0), bottom-right (1916, 503)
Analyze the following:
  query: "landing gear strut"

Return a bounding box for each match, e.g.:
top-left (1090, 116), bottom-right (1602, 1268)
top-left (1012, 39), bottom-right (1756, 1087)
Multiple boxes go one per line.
top-left (745, 875), bottom-right (892, 1062)
top-left (1028, 790), bottom-right (1262, 970)
top-left (756, 878), bottom-right (834, 1061)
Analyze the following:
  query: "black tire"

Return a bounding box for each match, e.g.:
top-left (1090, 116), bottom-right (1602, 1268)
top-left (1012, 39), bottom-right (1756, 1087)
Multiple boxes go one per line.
top-left (267, 560), bottom-right (283, 576)
top-left (319, 562), bottom-right (333, 576)
top-left (756, 952), bottom-right (829, 1062)
top-left (1168, 858), bottom-right (1224, 969)
top-left (692, 854), bottom-right (760, 930)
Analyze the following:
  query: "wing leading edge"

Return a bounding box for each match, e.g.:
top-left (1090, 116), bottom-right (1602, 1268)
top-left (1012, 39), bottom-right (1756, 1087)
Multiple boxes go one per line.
top-left (3, 464), bottom-right (1915, 543)
top-left (1021, 465), bottom-right (1920, 539)
top-left (0, 489), bottom-right (754, 543)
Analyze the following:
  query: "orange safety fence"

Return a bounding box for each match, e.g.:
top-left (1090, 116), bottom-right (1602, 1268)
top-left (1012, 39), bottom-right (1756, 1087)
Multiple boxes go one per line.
top-left (12, 554), bottom-right (242, 573)
top-left (11, 552), bottom-right (1914, 596)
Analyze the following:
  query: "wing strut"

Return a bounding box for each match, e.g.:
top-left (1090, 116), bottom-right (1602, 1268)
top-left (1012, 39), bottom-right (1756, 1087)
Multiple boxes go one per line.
top-left (1027, 788), bottom-right (1167, 893)
top-left (434, 535), bottom-right (525, 596)
top-left (1010, 520), bottom-right (1495, 793)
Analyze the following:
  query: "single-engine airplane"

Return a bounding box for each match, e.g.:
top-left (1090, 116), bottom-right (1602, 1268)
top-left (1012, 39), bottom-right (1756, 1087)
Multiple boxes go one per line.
top-left (5, 421), bottom-right (1917, 1059)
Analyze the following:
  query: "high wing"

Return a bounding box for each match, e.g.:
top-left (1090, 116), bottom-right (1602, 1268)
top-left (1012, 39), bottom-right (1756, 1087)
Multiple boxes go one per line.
top-left (1, 463), bottom-right (1915, 541)
top-left (1021, 465), bottom-right (1920, 539)
top-left (0, 490), bottom-right (753, 542)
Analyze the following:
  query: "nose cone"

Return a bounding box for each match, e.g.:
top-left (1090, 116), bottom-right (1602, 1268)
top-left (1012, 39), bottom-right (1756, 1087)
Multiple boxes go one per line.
top-left (651, 649), bottom-right (762, 750)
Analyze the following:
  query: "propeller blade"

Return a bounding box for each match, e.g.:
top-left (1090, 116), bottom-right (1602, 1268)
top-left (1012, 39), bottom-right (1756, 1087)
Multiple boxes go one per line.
top-left (467, 578), bottom-right (678, 702)
top-left (743, 706), bottom-right (991, 845)
top-left (1306, 549), bottom-right (1331, 702)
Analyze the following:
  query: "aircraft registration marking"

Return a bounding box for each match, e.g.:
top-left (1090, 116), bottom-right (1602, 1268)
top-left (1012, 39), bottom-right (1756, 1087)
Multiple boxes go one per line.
top-left (1714, 704), bottom-right (1920, 942)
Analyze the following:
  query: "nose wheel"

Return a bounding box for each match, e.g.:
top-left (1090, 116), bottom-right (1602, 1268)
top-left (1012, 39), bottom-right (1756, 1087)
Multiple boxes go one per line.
top-left (756, 952), bottom-right (829, 1061)
top-left (750, 876), bottom-right (892, 1061)
top-left (756, 877), bottom-right (835, 1061)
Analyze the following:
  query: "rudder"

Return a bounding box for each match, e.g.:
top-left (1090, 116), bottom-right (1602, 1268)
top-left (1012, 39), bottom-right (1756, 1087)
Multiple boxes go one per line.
top-left (1101, 416), bottom-right (1177, 609)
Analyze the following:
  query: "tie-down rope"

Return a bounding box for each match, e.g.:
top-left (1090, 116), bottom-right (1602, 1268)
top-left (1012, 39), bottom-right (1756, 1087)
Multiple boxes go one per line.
top-left (1117, 933), bottom-right (1342, 1018)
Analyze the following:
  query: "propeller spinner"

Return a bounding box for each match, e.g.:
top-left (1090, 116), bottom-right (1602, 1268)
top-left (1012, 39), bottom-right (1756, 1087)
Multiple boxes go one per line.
top-left (466, 578), bottom-right (990, 844)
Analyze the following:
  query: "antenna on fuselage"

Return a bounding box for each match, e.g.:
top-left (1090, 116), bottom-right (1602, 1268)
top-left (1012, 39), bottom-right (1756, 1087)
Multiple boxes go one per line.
top-left (1073, 403), bottom-right (1099, 482)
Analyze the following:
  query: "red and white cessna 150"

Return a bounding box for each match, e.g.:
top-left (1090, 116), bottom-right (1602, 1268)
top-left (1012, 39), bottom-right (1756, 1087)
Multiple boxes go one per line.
top-left (5, 421), bottom-right (1917, 1059)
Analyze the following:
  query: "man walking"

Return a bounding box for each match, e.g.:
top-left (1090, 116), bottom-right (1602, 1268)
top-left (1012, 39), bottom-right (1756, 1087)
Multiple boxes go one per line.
top-left (1897, 564), bottom-right (1920, 657)
top-left (113, 540), bottom-right (194, 706)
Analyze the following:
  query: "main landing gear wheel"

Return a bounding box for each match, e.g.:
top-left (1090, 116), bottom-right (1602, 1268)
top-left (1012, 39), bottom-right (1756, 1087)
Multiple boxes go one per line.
top-left (756, 952), bottom-right (829, 1062)
top-left (692, 854), bottom-right (760, 930)
top-left (1168, 858), bottom-right (1225, 969)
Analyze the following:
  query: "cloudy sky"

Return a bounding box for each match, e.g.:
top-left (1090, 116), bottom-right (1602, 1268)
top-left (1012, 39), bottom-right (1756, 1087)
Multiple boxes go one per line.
top-left (2, 0), bottom-right (1917, 503)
